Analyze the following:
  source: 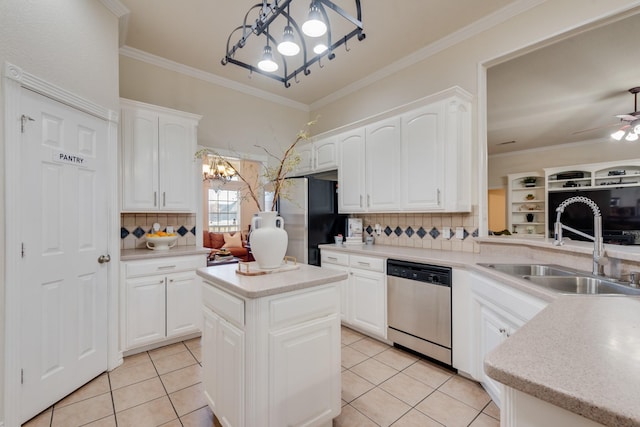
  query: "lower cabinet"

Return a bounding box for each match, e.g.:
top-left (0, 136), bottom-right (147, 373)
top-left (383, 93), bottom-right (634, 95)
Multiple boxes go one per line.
top-left (470, 272), bottom-right (548, 406)
top-left (201, 280), bottom-right (341, 427)
top-left (121, 255), bottom-right (205, 352)
top-left (321, 250), bottom-right (386, 340)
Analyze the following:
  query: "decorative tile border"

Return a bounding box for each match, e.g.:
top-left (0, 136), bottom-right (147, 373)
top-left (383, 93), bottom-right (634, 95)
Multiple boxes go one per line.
top-left (120, 213), bottom-right (197, 250)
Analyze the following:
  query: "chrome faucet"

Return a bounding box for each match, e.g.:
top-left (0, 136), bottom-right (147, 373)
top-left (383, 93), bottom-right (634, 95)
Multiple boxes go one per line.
top-left (553, 196), bottom-right (605, 276)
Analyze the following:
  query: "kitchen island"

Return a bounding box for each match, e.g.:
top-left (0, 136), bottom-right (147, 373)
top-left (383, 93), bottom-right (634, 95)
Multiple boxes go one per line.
top-left (196, 262), bottom-right (348, 427)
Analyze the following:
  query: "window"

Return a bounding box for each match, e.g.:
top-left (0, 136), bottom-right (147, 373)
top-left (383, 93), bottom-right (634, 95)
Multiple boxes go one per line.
top-left (208, 189), bottom-right (240, 232)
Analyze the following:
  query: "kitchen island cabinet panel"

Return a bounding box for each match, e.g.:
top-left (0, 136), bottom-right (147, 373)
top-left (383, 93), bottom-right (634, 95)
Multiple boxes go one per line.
top-left (198, 263), bottom-right (345, 427)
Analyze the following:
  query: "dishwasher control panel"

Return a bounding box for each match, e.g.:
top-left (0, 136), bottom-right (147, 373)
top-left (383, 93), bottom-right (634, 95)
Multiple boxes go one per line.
top-left (387, 259), bottom-right (451, 286)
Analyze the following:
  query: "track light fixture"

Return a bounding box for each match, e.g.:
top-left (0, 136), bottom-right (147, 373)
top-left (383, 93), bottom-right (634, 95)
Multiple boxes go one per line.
top-left (221, 0), bottom-right (365, 88)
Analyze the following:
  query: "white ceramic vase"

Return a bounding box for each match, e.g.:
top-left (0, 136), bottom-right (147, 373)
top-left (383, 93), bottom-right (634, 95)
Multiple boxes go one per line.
top-left (250, 211), bottom-right (288, 269)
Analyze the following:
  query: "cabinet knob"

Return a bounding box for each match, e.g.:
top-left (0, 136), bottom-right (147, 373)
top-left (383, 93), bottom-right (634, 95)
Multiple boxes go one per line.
top-left (97, 254), bottom-right (111, 264)
top-left (499, 327), bottom-right (506, 334)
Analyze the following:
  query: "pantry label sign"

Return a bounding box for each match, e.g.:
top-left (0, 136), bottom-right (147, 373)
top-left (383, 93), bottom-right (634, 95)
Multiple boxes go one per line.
top-left (52, 150), bottom-right (94, 168)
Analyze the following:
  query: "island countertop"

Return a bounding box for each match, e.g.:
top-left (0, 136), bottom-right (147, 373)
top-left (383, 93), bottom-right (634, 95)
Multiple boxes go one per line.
top-left (484, 295), bottom-right (640, 427)
top-left (197, 262), bottom-right (348, 299)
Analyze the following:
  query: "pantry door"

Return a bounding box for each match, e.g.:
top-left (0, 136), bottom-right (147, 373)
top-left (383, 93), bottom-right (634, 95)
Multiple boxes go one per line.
top-left (19, 88), bottom-right (109, 422)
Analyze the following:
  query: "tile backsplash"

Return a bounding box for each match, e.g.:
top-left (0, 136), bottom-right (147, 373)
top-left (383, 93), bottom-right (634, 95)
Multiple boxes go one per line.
top-left (355, 206), bottom-right (479, 253)
top-left (121, 213), bottom-right (196, 250)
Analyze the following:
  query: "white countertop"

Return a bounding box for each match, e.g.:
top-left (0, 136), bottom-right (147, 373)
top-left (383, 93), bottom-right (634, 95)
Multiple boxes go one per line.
top-left (484, 296), bottom-right (640, 427)
top-left (120, 246), bottom-right (210, 261)
top-left (197, 262), bottom-right (348, 299)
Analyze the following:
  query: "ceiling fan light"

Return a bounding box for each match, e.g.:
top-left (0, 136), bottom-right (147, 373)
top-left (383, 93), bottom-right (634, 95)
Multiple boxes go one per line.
top-left (634, 124), bottom-right (640, 134)
top-left (258, 45), bottom-right (278, 72)
top-left (611, 130), bottom-right (626, 141)
top-left (313, 43), bottom-right (328, 54)
top-left (277, 26), bottom-right (300, 56)
top-left (625, 132), bottom-right (639, 142)
top-left (302, 2), bottom-right (327, 37)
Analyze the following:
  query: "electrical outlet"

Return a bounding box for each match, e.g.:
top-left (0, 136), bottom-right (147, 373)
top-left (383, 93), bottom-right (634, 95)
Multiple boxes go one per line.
top-left (455, 227), bottom-right (464, 239)
top-left (442, 227), bottom-right (452, 239)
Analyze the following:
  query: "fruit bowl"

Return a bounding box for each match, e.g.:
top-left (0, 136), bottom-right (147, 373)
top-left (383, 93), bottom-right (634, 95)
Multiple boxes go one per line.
top-left (145, 233), bottom-right (178, 251)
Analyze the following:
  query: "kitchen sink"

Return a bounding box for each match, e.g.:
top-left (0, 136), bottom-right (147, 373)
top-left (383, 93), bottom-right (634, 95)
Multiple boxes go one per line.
top-left (478, 263), bottom-right (640, 295)
top-left (523, 275), bottom-right (640, 295)
top-left (479, 263), bottom-right (575, 277)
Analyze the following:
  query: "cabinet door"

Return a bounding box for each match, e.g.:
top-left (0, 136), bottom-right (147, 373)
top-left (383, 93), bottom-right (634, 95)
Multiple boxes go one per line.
top-left (158, 115), bottom-right (195, 211)
top-left (478, 304), bottom-right (517, 405)
top-left (338, 128), bottom-right (366, 213)
top-left (216, 318), bottom-right (245, 427)
top-left (126, 276), bottom-right (166, 349)
top-left (314, 137), bottom-right (338, 172)
top-left (269, 315), bottom-right (341, 427)
top-left (401, 102), bottom-right (445, 210)
top-left (201, 307), bottom-right (219, 411)
top-left (365, 118), bottom-right (401, 211)
top-left (350, 268), bottom-right (386, 339)
top-left (293, 141), bottom-right (313, 176)
top-left (121, 108), bottom-right (159, 211)
top-left (321, 263), bottom-right (349, 322)
top-left (166, 271), bottom-right (201, 337)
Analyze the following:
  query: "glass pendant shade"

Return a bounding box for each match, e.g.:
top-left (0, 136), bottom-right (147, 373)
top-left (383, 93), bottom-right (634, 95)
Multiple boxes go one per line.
top-left (277, 26), bottom-right (300, 56)
top-left (302, 3), bottom-right (327, 37)
top-left (611, 129), bottom-right (626, 141)
top-left (258, 45), bottom-right (278, 72)
top-left (313, 43), bottom-right (328, 54)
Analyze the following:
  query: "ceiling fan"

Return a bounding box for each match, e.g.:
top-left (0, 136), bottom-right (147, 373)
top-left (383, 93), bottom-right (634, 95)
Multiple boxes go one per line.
top-left (610, 86), bottom-right (640, 141)
top-left (572, 86), bottom-right (640, 140)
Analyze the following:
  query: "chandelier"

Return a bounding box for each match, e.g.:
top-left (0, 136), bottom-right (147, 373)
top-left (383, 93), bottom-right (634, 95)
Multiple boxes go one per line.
top-left (203, 156), bottom-right (236, 184)
top-left (221, 0), bottom-right (365, 87)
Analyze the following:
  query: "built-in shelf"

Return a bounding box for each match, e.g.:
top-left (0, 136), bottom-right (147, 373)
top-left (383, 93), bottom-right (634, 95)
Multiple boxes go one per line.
top-left (507, 172), bottom-right (546, 236)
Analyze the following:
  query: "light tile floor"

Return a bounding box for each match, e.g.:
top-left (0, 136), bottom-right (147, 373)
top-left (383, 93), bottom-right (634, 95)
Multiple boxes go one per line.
top-left (22, 327), bottom-right (499, 427)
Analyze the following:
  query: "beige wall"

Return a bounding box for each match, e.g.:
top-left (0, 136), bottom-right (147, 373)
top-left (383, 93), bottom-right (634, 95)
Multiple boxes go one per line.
top-left (0, 0), bottom-right (120, 423)
top-left (119, 56), bottom-right (310, 168)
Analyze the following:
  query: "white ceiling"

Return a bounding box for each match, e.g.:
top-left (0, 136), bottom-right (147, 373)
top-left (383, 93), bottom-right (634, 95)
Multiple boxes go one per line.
top-left (117, 1), bottom-right (640, 155)
top-left (118, 0), bottom-right (514, 105)
top-left (487, 9), bottom-right (640, 155)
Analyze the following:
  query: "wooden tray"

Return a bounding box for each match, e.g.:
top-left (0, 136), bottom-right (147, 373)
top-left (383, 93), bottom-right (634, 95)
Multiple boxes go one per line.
top-left (236, 256), bottom-right (299, 276)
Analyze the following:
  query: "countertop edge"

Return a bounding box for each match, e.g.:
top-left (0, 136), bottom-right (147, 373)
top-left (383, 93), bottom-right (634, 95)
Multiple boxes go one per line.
top-left (121, 246), bottom-right (210, 261)
top-left (197, 264), bottom-right (348, 299)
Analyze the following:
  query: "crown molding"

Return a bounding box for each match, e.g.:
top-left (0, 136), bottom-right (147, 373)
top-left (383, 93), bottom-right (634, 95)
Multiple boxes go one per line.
top-left (119, 46), bottom-right (309, 112)
top-left (309, 0), bottom-right (545, 110)
top-left (98, 0), bottom-right (129, 17)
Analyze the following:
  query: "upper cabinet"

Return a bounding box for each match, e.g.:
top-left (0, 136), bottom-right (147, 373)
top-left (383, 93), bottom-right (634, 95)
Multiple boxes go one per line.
top-left (120, 99), bottom-right (202, 212)
top-left (338, 87), bottom-right (472, 213)
top-left (291, 135), bottom-right (339, 177)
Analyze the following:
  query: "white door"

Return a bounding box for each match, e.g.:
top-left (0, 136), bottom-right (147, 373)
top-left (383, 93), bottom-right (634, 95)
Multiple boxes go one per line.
top-left (19, 88), bottom-right (109, 422)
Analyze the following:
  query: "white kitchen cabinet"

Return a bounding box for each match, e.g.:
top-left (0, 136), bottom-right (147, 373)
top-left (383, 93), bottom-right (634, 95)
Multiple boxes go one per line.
top-left (338, 128), bottom-right (367, 212)
top-left (120, 99), bottom-right (201, 212)
top-left (313, 136), bottom-right (338, 172)
top-left (337, 87), bottom-right (471, 213)
top-left (200, 276), bottom-right (341, 427)
top-left (202, 305), bottom-right (245, 427)
top-left (121, 255), bottom-right (205, 352)
top-left (290, 136), bottom-right (338, 177)
top-left (338, 120), bottom-right (401, 212)
top-left (470, 272), bottom-right (547, 406)
top-left (401, 102), bottom-right (445, 210)
top-left (321, 250), bottom-right (387, 340)
top-left (292, 140), bottom-right (314, 176)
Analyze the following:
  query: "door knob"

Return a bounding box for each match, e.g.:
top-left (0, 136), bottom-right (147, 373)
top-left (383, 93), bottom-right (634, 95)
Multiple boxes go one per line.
top-left (98, 254), bottom-right (111, 264)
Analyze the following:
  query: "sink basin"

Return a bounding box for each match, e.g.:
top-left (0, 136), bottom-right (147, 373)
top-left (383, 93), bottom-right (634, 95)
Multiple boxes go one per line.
top-left (523, 276), bottom-right (640, 295)
top-left (479, 263), bottom-right (575, 277)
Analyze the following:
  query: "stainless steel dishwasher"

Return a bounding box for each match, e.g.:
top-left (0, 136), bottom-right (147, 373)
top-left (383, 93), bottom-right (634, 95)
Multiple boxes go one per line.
top-left (387, 259), bottom-right (452, 366)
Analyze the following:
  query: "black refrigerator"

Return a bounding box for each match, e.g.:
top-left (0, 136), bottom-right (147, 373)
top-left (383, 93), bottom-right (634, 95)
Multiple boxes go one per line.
top-left (278, 175), bottom-right (347, 266)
